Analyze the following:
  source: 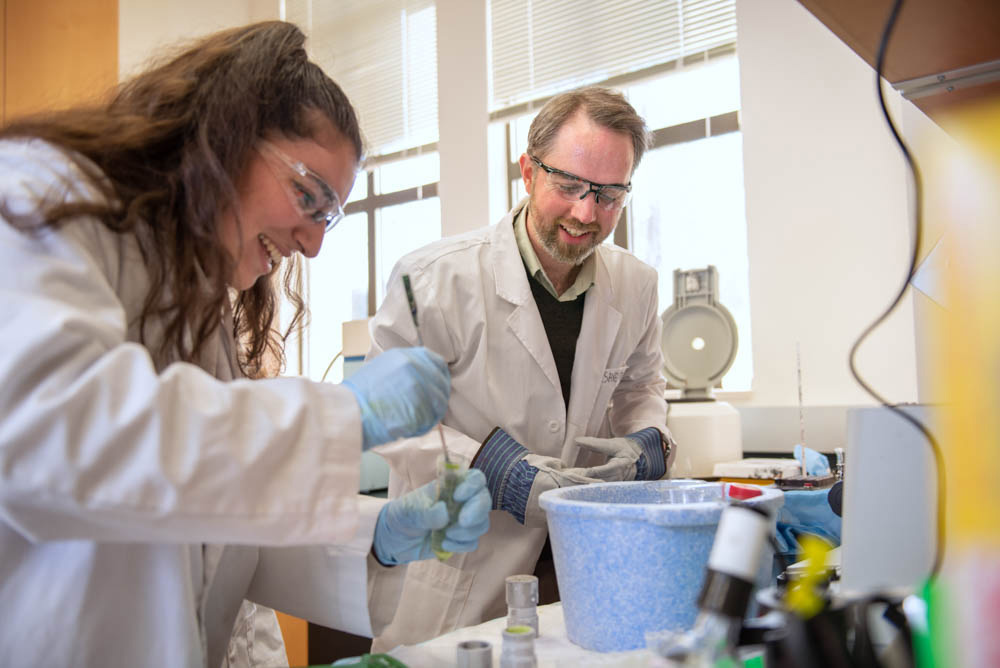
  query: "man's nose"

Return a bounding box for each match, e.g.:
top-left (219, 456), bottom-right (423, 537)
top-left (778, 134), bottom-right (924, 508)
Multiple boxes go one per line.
top-left (570, 189), bottom-right (599, 223)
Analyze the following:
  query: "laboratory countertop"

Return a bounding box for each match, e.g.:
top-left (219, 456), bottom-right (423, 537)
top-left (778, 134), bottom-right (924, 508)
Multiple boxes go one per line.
top-left (386, 602), bottom-right (653, 667)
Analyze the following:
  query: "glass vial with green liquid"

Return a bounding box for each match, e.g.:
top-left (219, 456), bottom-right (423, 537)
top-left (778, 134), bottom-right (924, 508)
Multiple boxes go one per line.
top-left (430, 455), bottom-right (468, 561)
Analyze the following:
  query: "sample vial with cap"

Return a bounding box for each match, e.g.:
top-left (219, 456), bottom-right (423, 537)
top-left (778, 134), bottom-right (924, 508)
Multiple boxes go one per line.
top-left (505, 574), bottom-right (539, 637)
top-left (456, 639), bottom-right (492, 668)
top-left (500, 626), bottom-right (536, 668)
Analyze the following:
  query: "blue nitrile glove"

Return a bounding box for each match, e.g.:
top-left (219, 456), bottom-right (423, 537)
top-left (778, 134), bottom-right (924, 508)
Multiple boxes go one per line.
top-left (574, 427), bottom-right (668, 482)
top-left (343, 347), bottom-right (450, 450)
top-left (473, 427), bottom-right (606, 528)
top-left (794, 444), bottom-right (832, 476)
top-left (775, 488), bottom-right (843, 554)
top-left (373, 469), bottom-right (491, 566)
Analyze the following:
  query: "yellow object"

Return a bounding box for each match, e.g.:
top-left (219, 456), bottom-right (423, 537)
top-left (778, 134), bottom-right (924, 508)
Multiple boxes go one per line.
top-left (930, 100), bottom-right (1000, 545)
top-left (925, 97), bottom-right (1000, 666)
top-left (717, 477), bottom-right (775, 486)
top-left (785, 534), bottom-right (833, 619)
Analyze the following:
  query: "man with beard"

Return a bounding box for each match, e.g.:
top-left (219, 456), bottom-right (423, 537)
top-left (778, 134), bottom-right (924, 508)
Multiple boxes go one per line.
top-left (365, 86), bottom-right (676, 649)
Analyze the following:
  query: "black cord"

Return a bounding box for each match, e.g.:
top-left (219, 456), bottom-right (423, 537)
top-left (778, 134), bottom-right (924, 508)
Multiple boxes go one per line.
top-left (848, 0), bottom-right (946, 579)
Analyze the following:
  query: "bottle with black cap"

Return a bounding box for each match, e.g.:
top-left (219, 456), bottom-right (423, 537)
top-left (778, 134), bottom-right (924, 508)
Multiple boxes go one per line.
top-left (658, 502), bottom-right (772, 666)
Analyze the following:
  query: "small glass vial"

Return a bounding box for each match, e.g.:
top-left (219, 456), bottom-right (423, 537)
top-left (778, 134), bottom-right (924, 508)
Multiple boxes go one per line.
top-left (500, 626), bottom-right (536, 668)
top-left (430, 454), bottom-right (468, 560)
top-left (456, 639), bottom-right (492, 668)
top-left (505, 574), bottom-right (539, 637)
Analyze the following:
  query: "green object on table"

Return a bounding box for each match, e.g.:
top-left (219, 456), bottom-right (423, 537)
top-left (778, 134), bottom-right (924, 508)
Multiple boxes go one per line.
top-left (431, 459), bottom-right (466, 560)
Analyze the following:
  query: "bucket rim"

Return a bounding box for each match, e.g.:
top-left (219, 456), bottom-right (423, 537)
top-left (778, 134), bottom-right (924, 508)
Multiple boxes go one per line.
top-left (538, 480), bottom-right (784, 524)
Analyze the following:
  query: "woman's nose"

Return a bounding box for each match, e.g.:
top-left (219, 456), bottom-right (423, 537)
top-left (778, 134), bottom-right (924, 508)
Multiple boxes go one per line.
top-left (294, 222), bottom-right (325, 258)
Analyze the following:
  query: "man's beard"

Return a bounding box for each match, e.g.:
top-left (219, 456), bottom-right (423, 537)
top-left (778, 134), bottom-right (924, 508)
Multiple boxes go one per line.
top-left (529, 198), bottom-right (609, 266)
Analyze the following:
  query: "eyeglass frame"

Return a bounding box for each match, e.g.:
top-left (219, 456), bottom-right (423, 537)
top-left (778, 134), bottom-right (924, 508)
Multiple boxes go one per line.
top-left (528, 155), bottom-right (632, 211)
top-left (257, 140), bottom-right (345, 232)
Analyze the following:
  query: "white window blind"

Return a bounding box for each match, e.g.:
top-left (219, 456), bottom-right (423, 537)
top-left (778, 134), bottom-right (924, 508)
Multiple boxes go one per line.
top-left (489, 0), bottom-right (736, 111)
top-left (287, 0), bottom-right (438, 157)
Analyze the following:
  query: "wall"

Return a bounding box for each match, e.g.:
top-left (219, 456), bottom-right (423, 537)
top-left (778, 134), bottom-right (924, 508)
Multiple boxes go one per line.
top-left (436, 0), bottom-right (491, 237)
top-left (118, 0), bottom-right (277, 79)
top-left (734, 0), bottom-right (922, 421)
top-left (902, 101), bottom-right (959, 407)
top-left (4, 0), bottom-right (118, 122)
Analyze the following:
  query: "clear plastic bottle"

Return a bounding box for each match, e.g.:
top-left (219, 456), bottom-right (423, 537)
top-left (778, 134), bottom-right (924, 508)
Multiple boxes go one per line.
top-left (500, 625), bottom-right (536, 668)
top-left (505, 574), bottom-right (539, 637)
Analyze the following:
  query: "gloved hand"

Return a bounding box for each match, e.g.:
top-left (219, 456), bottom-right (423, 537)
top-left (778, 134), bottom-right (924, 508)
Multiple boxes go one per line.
top-left (775, 487), bottom-right (842, 554)
top-left (575, 427), bottom-right (668, 482)
top-left (794, 444), bottom-right (832, 476)
top-left (343, 347), bottom-right (450, 450)
top-left (373, 469), bottom-right (491, 566)
top-left (472, 427), bottom-right (607, 528)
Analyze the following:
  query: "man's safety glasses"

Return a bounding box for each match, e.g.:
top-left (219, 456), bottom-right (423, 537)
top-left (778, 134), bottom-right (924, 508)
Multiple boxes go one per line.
top-left (258, 140), bottom-right (345, 232)
top-left (529, 155), bottom-right (632, 212)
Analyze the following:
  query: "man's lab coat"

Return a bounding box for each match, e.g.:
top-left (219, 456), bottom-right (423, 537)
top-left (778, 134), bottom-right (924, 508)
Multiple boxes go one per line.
top-left (368, 199), bottom-right (669, 650)
top-left (0, 139), bottom-right (403, 667)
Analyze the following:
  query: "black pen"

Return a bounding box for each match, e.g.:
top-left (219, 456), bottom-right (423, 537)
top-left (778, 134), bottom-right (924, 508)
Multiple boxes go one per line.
top-left (401, 274), bottom-right (451, 464)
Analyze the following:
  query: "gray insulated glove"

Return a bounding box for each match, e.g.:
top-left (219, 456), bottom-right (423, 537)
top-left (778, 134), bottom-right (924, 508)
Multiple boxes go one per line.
top-left (574, 427), bottom-right (668, 482)
top-left (472, 427), bottom-right (607, 528)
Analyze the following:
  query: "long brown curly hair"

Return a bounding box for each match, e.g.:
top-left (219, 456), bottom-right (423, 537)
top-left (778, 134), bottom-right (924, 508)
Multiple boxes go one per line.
top-left (0, 21), bottom-right (362, 378)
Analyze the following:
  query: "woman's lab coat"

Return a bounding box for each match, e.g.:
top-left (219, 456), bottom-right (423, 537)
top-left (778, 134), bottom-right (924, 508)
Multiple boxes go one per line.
top-left (367, 200), bottom-right (669, 649)
top-left (0, 140), bottom-right (403, 667)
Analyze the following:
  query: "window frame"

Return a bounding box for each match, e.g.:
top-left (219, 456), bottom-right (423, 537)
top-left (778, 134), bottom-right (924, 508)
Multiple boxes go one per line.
top-left (342, 143), bottom-right (441, 316)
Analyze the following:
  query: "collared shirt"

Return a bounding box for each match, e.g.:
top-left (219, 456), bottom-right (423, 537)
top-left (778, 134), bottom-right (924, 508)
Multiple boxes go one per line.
top-left (513, 203), bottom-right (595, 302)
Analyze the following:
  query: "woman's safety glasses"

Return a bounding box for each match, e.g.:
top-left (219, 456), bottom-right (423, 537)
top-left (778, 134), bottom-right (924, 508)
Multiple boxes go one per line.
top-left (529, 155), bottom-right (632, 212)
top-left (258, 140), bottom-right (345, 232)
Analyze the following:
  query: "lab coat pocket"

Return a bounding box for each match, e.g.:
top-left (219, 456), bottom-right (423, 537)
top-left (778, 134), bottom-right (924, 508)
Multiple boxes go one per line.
top-left (383, 557), bottom-right (475, 646)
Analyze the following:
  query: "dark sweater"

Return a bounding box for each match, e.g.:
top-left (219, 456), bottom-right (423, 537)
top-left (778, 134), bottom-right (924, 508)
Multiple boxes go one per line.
top-left (526, 268), bottom-right (587, 408)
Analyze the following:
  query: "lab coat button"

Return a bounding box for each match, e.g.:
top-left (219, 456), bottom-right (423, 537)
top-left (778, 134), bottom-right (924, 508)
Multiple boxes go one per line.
top-left (548, 420), bottom-right (560, 432)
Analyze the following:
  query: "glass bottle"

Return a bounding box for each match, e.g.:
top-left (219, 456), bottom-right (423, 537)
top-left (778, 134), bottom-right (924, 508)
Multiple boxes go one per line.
top-left (656, 503), bottom-right (772, 667)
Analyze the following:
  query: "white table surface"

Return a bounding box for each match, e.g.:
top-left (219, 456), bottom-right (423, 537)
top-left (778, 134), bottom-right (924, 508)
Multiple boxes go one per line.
top-left (386, 602), bottom-right (656, 667)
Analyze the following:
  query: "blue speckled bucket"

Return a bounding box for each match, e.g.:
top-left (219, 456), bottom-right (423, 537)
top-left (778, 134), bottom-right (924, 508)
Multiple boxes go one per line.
top-left (538, 480), bottom-right (784, 652)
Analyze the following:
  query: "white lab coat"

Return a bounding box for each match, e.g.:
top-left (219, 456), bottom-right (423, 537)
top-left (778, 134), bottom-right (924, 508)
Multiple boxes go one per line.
top-left (368, 200), bottom-right (669, 650)
top-left (0, 139), bottom-right (404, 667)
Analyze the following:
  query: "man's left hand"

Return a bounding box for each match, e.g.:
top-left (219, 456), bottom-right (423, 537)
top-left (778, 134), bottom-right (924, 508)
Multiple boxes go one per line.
top-left (575, 427), bottom-right (667, 482)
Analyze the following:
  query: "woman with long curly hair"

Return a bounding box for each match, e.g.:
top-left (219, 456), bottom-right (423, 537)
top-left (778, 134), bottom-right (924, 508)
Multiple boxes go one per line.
top-left (0, 21), bottom-right (489, 667)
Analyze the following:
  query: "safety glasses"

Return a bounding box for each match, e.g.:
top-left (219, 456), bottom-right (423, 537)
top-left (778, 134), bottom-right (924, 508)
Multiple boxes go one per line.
top-left (529, 155), bottom-right (632, 211)
top-left (257, 140), bottom-right (345, 232)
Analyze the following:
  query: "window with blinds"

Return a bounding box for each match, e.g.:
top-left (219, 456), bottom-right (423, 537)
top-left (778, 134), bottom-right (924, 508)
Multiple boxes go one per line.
top-left (287, 0), bottom-right (439, 158)
top-left (282, 1), bottom-right (443, 381)
top-left (489, 0), bottom-right (736, 112)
